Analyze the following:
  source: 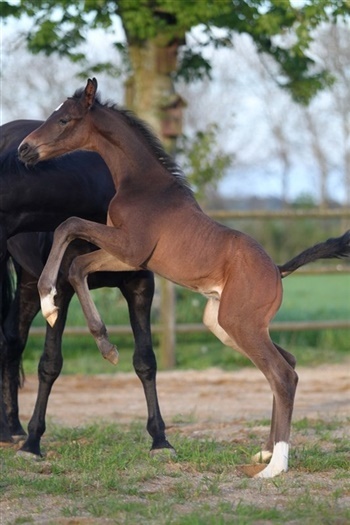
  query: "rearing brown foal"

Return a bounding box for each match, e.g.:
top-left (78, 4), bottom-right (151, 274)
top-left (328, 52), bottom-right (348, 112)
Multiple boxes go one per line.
top-left (18, 78), bottom-right (350, 478)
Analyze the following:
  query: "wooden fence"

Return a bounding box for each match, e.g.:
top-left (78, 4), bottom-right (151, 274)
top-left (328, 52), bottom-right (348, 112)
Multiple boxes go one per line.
top-left (29, 208), bottom-right (350, 367)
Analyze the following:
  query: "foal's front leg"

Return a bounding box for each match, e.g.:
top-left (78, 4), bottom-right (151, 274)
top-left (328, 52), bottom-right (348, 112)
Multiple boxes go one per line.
top-left (38, 217), bottom-right (130, 327)
top-left (68, 249), bottom-right (138, 364)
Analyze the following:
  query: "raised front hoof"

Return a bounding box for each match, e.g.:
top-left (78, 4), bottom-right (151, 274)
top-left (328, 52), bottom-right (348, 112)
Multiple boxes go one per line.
top-left (251, 450), bottom-right (273, 464)
top-left (101, 344), bottom-right (119, 365)
top-left (41, 289), bottom-right (58, 327)
top-left (45, 308), bottom-right (59, 328)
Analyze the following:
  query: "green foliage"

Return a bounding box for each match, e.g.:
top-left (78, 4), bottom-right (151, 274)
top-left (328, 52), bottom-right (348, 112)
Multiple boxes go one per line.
top-left (2, 0), bottom-right (349, 102)
top-left (176, 49), bottom-right (212, 83)
top-left (177, 123), bottom-right (232, 201)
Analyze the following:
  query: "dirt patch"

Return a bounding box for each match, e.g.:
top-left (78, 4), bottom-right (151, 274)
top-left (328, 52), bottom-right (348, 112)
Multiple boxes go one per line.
top-left (2, 362), bottom-right (350, 524)
top-left (17, 362), bottom-right (350, 435)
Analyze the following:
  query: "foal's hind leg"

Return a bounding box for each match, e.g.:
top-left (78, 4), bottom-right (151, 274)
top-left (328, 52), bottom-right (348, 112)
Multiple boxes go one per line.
top-left (252, 343), bottom-right (297, 464)
top-left (67, 249), bottom-right (138, 363)
top-left (38, 217), bottom-right (138, 328)
top-left (217, 285), bottom-right (298, 478)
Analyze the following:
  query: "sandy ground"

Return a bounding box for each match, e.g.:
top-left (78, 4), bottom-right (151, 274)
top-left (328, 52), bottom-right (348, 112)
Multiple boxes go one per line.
top-left (17, 362), bottom-right (350, 436)
top-left (1, 362), bottom-right (349, 525)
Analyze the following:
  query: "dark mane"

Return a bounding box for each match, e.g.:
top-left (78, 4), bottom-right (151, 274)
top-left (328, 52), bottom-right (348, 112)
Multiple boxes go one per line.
top-left (72, 88), bottom-right (194, 197)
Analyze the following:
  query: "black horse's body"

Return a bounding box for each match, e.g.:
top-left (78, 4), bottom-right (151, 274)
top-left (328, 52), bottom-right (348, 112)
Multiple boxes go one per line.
top-left (0, 120), bottom-right (115, 239)
top-left (0, 120), bottom-right (172, 456)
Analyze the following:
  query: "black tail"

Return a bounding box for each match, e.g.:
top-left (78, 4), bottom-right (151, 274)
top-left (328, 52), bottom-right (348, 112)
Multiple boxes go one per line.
top-left (278, 230), bottom-right (350, 278)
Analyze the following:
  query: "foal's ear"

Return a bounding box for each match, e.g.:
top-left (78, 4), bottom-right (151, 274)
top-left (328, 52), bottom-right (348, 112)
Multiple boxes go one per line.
top-left (83, 78), bottom-right (98, 110)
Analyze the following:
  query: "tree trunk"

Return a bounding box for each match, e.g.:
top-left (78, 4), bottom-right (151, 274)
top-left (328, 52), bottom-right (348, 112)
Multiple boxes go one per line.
top-left (124, 36), bottom-right (184, 152)
top-left (124, 36), bottom-right (185, 368)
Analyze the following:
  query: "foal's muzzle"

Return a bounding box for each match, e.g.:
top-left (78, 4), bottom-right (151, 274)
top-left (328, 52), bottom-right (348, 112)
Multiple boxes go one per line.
top-left (18, 142), bottom-right (40, 165)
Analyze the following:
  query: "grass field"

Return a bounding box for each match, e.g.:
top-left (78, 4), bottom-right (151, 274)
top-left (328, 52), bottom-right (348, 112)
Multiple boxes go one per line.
top-left (1, 419), bottom-right (349, 524)
top-left (23, 273), bottom-right (350, 375)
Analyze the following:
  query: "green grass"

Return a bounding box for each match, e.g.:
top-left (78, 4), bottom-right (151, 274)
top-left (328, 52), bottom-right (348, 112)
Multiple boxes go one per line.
top-left (275, 273), bottom-right (350, 322)
top-left (22, 273), bottom-right (350, 375)
top-left (1, 418), bottom-right (349, 524)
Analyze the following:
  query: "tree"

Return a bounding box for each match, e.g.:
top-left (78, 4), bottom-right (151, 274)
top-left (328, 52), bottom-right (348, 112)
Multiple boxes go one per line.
top-left (302, 21), bottom-right (350, 206)
top-left (2, 0), bottom-right (349, 144)
top-left (2, 1), bottom-right (349, 363)
top-left (177, 123), bottom-right (231, 205)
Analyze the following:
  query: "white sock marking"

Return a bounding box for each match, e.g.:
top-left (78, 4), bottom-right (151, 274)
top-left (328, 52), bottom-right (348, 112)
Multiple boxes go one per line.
top-left (255, 441), bottom-right (289, 478)
top-left (41, 287), bottom-right (58, 326)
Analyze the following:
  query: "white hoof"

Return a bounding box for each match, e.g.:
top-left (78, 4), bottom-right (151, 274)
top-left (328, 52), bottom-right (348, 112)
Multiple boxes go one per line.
top-left (254, 463), bottom-right (288, 478)
top-left (254, 442), bottom-right (289, 479)
top-left (41, 288), bottom-right (58, 327)
top-left (251, 450), bottom-right (273, 464)
top-left (106, 347), bottom-right (119, 365)
top-left (46, 309), bottom-right (59, 327)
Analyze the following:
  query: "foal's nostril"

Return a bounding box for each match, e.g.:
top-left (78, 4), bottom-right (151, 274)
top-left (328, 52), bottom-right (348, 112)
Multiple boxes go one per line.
top-left (18, 142), bottom-right (29, 157)
top-left (17, 142), bottom-right (39, 165)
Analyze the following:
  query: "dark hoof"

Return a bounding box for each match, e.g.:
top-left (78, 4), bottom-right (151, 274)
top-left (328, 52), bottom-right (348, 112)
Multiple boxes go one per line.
top-left (12, 433), bottom-right (27, 444)
top-left (150, 446), bottom-right (177, 460)
top-left (0, 434), bottom-right (15, 444)
top-left (18, 436), bottom-right (42, 457)
top-left (16, 449), bottom-right (43, 461)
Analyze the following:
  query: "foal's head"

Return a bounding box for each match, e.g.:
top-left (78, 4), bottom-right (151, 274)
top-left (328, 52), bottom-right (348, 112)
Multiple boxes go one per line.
top-left (18, 78), bottom-right (98, 165)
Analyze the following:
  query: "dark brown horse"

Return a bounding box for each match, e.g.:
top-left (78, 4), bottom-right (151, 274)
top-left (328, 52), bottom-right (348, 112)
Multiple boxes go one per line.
top-left (19, 78), bottom-right (350, 478)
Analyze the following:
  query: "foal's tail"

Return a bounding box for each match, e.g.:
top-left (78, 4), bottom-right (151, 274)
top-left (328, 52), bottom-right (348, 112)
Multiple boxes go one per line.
top-left (278, 230), bottom-right (350, 278)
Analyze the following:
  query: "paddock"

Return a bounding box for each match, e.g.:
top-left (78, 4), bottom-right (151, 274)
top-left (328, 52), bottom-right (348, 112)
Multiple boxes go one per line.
top-left (17, 364), bottom-right (350, 433)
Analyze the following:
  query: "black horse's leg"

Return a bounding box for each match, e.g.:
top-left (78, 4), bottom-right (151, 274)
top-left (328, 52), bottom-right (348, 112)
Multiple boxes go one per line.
top-left (18, 278), bottom-right (74, 457)
top-left (67, 249), bottom-right (175, 455)
top-left (0, 262), bottom-right (12, 442)
top-left (120, 270), bottom-right (175, 455)
top-left (3, 266), bottom-right (40, 440)
top-left (0, 234), bottom-right (13, 441)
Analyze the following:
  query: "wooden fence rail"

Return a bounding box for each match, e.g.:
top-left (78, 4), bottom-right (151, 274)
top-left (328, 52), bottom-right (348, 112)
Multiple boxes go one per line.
top-left (29, 318), bottom-right (350, 338)
top-left (28, 208), bottom-right (350, 368)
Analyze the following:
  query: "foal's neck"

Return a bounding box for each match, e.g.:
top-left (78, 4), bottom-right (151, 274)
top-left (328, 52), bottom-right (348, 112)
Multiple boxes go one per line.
top-left (91, 105), bottom-right (170, 189)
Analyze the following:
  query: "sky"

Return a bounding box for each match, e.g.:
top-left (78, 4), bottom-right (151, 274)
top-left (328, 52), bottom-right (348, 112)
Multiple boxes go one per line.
top-left (1, 13), bottom-right (348, 205)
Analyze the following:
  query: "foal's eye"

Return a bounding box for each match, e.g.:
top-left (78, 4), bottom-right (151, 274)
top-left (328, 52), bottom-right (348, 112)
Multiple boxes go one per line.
top-left (59, 118), bottom-right (69, 125)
